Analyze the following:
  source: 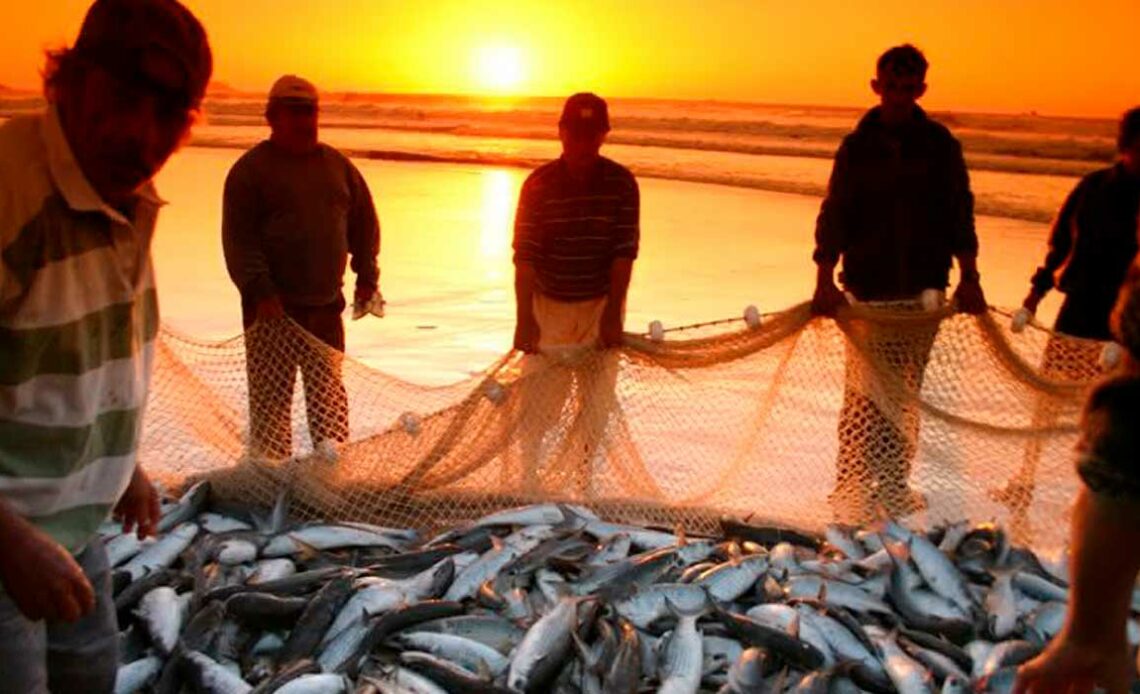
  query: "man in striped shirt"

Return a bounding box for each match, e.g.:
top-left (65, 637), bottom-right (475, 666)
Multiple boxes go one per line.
top-left (0, 1), bottom-right (211, 690)
top-left (511, 92), bottom-right (640, 494)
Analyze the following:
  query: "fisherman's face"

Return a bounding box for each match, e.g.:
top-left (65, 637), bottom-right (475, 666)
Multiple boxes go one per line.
top-left (872, 70), bottom-right (926, 122)
top-left (268, 100), bottom-right (319, 154)
top-left (57, 53), bottom-right (196, 208)
top-left (559, 126), bottom-right (605, 171)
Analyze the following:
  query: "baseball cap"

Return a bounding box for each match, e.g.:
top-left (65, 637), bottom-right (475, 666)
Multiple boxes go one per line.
top-left (72, 0), bottom-right (212, 108)
top-left (268, 75), bottom-right (319, 104)
top-left (559, 92), bottom-right (610, 134)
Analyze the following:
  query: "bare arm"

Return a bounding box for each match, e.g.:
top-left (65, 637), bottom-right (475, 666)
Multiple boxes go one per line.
top-left (600, 258), bottom-right (634, 348)
top-left (1015, 488), bottom-right (1140, 694)
top-left (512, 177), bottom-right (542, 353)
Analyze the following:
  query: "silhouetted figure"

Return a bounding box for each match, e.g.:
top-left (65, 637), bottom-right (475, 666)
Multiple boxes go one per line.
top-left (512, 93), bottom-right (639, 495)
top-left (223, 75), bottom-right (383, 462)
top-left (1022, 108), bottom-right (1140, 340)
top-left (0, 1), bottom-right (211, 690)
top-left (811, 44), bottom-right (985, 522)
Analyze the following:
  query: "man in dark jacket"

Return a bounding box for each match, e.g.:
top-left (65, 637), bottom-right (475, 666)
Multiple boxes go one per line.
top-left (1021, 108), bottom-right (1140, 341)
top-left (222, 75), bottom-right (382, 462)
top-left (811, 44), bottom-right (986, 522)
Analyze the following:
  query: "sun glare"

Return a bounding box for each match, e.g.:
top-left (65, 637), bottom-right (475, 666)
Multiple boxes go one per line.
top-left (473, 44), bottom-right (525, 94)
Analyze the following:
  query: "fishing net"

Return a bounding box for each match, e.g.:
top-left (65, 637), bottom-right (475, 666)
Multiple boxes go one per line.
top-left (140, 301), bottom-right (1113, 551)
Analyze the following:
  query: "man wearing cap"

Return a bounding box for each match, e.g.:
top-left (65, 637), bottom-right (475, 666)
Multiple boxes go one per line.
top-left (223, 75), bottom-right (382, 462)
top-left (0, 0), bottom-right (211, 689)
top-left (511, 92), bottom-right (639, 493)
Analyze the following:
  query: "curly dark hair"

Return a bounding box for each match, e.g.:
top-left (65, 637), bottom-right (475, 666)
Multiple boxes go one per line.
top-left (877, 44), bottom-right (928, 79)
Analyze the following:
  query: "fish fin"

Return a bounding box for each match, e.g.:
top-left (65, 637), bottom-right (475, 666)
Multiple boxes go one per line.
top-left (787, 612), bottom-right (801, 638)
top-left (675, 524), bottom-right (688, 547)
top-left (474, 659), bottom-right (493, 681)
top-left (490, 535), bottom-right (505, 552)
top-left (269, 487), bottom-right (291, 535)
top-left (287, 535), bottom-right (321, 563)
top-left (725, 541), bottom-right (743, 562)
top-left (817, 581), bottom-right (828, 604)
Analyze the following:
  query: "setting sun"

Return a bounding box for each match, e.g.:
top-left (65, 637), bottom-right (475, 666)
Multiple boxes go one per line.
top-left (472, 44), bottom-right (525, 94)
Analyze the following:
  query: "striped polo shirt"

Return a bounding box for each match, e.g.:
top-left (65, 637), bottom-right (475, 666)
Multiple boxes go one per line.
top-left (512, 157), bottom-right (639, 301)
top-left (0, 108), bottom-right (160, 553)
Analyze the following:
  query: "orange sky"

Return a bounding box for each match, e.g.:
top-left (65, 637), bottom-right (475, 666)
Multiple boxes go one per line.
top-left (3, 0), bottom-right (1138, 117)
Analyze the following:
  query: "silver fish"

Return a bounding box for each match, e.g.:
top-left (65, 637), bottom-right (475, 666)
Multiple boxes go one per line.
top-left (508, 596), bottom-right (584, 692)
top-left (183, 650), bottom-right (252, 694)
top-left (134, 587), bottom-right (189, 655)
top-left (656, 599), bottom-right (704, 694)
top-left (274, 674), bottom-right (351, 694)
top-left (114, 656), bottom-right (163, 694)
top-left (263, 526), bottom-right (411, 557)
top-left (120, 522), bottom-right (200, 581)
top-left (156, 481), bottom-right (209, 533)
top-left (866, 627), bottom-right (934, 694)
top-left (388, 632), bottom-right (509, 675)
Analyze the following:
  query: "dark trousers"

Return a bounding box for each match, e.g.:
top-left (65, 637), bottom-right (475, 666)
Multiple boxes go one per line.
top-left (832, 314), bottom-right (940, 522)
top-left (1054, 292), bottom-right (1118, 341)
top-left (243, 298), bottom-right (349, 460)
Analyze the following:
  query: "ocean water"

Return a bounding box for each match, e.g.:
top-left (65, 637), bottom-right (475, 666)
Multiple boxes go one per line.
top-left (0, 93), bottom-right (1091, 382)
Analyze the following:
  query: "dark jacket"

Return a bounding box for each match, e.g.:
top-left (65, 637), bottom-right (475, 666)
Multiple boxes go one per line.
top-left (813, 106), bottom-right (977, 301)
top-left (1030, 163), bottom-right (1140, 301)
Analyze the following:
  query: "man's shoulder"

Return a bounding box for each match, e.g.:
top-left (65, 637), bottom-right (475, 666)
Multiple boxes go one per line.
top-left (522, 160), bottom-right (563, 191)
top-left (599, 157), bottom-right (637, 188)
top-left (228, 141), bottom-right (273, 173)
top-left (0, 114), bottom-right (55, 237)
top-left (0, 115), bottom-right (46, 178)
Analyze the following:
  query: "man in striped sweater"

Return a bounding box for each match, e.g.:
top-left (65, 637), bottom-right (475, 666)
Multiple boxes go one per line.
top-left (0, 1), bottom-right (211, 690)
top-left (511, 92), bottom-right (640, 494)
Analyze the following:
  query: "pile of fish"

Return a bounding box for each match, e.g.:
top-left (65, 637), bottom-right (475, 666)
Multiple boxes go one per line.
top-left (103, 481), bottom-right (1136, 693)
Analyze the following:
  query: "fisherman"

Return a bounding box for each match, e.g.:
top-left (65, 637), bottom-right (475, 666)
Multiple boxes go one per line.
top-left (222, 74), bottom-right (383, 463)
top-left (811, 44), bottom-right (986, 522)
top-left (0, 0), bottom-right (211, 690)
top-left (1014, 255), bottom-right (1140, 693)
top-left (1020, 108), bottom-right (1140, 341)
top-left (511, 92), bottom-right (639, 494)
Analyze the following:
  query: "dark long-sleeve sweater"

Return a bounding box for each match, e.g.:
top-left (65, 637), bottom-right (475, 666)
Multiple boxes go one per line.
top-left (813, 106), bottom-right (977, 301)
top-left (222, 141), bottom-right (380, 308)
top-left (1030, 163), bottom-right (1140, 301)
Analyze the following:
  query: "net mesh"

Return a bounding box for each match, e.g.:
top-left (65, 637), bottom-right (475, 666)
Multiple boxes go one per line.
top-left (140, 302), bottom-right (1112, 552)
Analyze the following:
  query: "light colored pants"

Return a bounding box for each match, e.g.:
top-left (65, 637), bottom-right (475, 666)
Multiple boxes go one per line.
top-left (518, 294), bottom-right (619, 497)
top-left (0, 541), bottom-right (119, 694)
